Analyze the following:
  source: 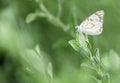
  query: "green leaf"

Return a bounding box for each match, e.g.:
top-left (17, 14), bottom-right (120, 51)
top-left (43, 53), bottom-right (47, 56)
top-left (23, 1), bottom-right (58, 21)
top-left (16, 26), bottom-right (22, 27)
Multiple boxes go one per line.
top-left (81, 62), bottom-right (96, 71)
top-left (35, 44), bottom-right (41, 55)
top-left (76, 32), bottom-right (88, 48)
top-left (46, 62), bottom-right (53, 83)
top-left (92, 48), bottom-right (101, 65)
top-left (68, 40), bottom-right (80, 52)
top-left (26, 11), bottom-right (46, 23)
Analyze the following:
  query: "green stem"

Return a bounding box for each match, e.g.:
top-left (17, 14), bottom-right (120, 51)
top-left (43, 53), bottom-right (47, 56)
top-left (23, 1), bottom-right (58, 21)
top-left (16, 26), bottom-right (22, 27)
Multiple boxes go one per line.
top-left (39, 3), bottom-right (69, 31)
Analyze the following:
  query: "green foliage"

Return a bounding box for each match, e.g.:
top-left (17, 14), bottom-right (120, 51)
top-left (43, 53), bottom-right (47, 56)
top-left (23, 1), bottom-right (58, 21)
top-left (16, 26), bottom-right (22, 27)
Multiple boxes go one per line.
top-left (68, 39), bottom-right (80, 52)
top-left (0, 0), bottom-right (120, 83)
top-left (69, 32), bottom-right (110, 83)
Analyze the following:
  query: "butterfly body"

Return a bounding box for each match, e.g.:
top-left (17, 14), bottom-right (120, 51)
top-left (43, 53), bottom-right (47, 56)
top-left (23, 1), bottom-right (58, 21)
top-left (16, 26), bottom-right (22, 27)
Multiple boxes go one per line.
top-left (77, 10), bottom-right (104, 35)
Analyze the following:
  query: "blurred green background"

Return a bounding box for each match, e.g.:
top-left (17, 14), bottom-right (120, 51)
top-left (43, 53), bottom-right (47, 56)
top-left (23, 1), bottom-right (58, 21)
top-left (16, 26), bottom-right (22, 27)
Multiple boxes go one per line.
top-left (0, 0), bottom-right (120, 83)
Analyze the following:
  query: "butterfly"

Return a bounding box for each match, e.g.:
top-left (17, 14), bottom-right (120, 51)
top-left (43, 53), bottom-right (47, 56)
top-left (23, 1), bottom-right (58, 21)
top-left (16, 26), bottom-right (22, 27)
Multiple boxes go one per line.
top-left (77, 10), bottom-right (104, 35)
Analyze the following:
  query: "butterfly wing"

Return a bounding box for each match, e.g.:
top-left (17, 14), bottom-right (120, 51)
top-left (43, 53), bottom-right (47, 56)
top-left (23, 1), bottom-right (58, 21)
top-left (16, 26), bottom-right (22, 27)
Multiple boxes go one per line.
top-left (77, 10), bottom-right (104, 35)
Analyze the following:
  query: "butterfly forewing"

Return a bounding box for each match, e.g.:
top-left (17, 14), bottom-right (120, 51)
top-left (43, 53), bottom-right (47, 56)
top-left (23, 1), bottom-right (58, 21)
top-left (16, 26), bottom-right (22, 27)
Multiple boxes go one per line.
top-left (77, 10), bottom-right (104, 35)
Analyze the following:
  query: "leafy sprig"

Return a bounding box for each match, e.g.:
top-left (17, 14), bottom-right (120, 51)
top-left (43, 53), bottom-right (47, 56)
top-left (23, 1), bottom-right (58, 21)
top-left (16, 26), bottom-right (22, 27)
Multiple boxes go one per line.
top-left (69, 32), bottom-right (110, 83)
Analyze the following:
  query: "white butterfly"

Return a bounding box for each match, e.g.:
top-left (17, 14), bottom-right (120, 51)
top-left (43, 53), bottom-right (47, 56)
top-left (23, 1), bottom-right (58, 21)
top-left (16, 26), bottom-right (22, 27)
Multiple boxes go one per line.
top-left (77, 10), bottom-right (104, 35)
